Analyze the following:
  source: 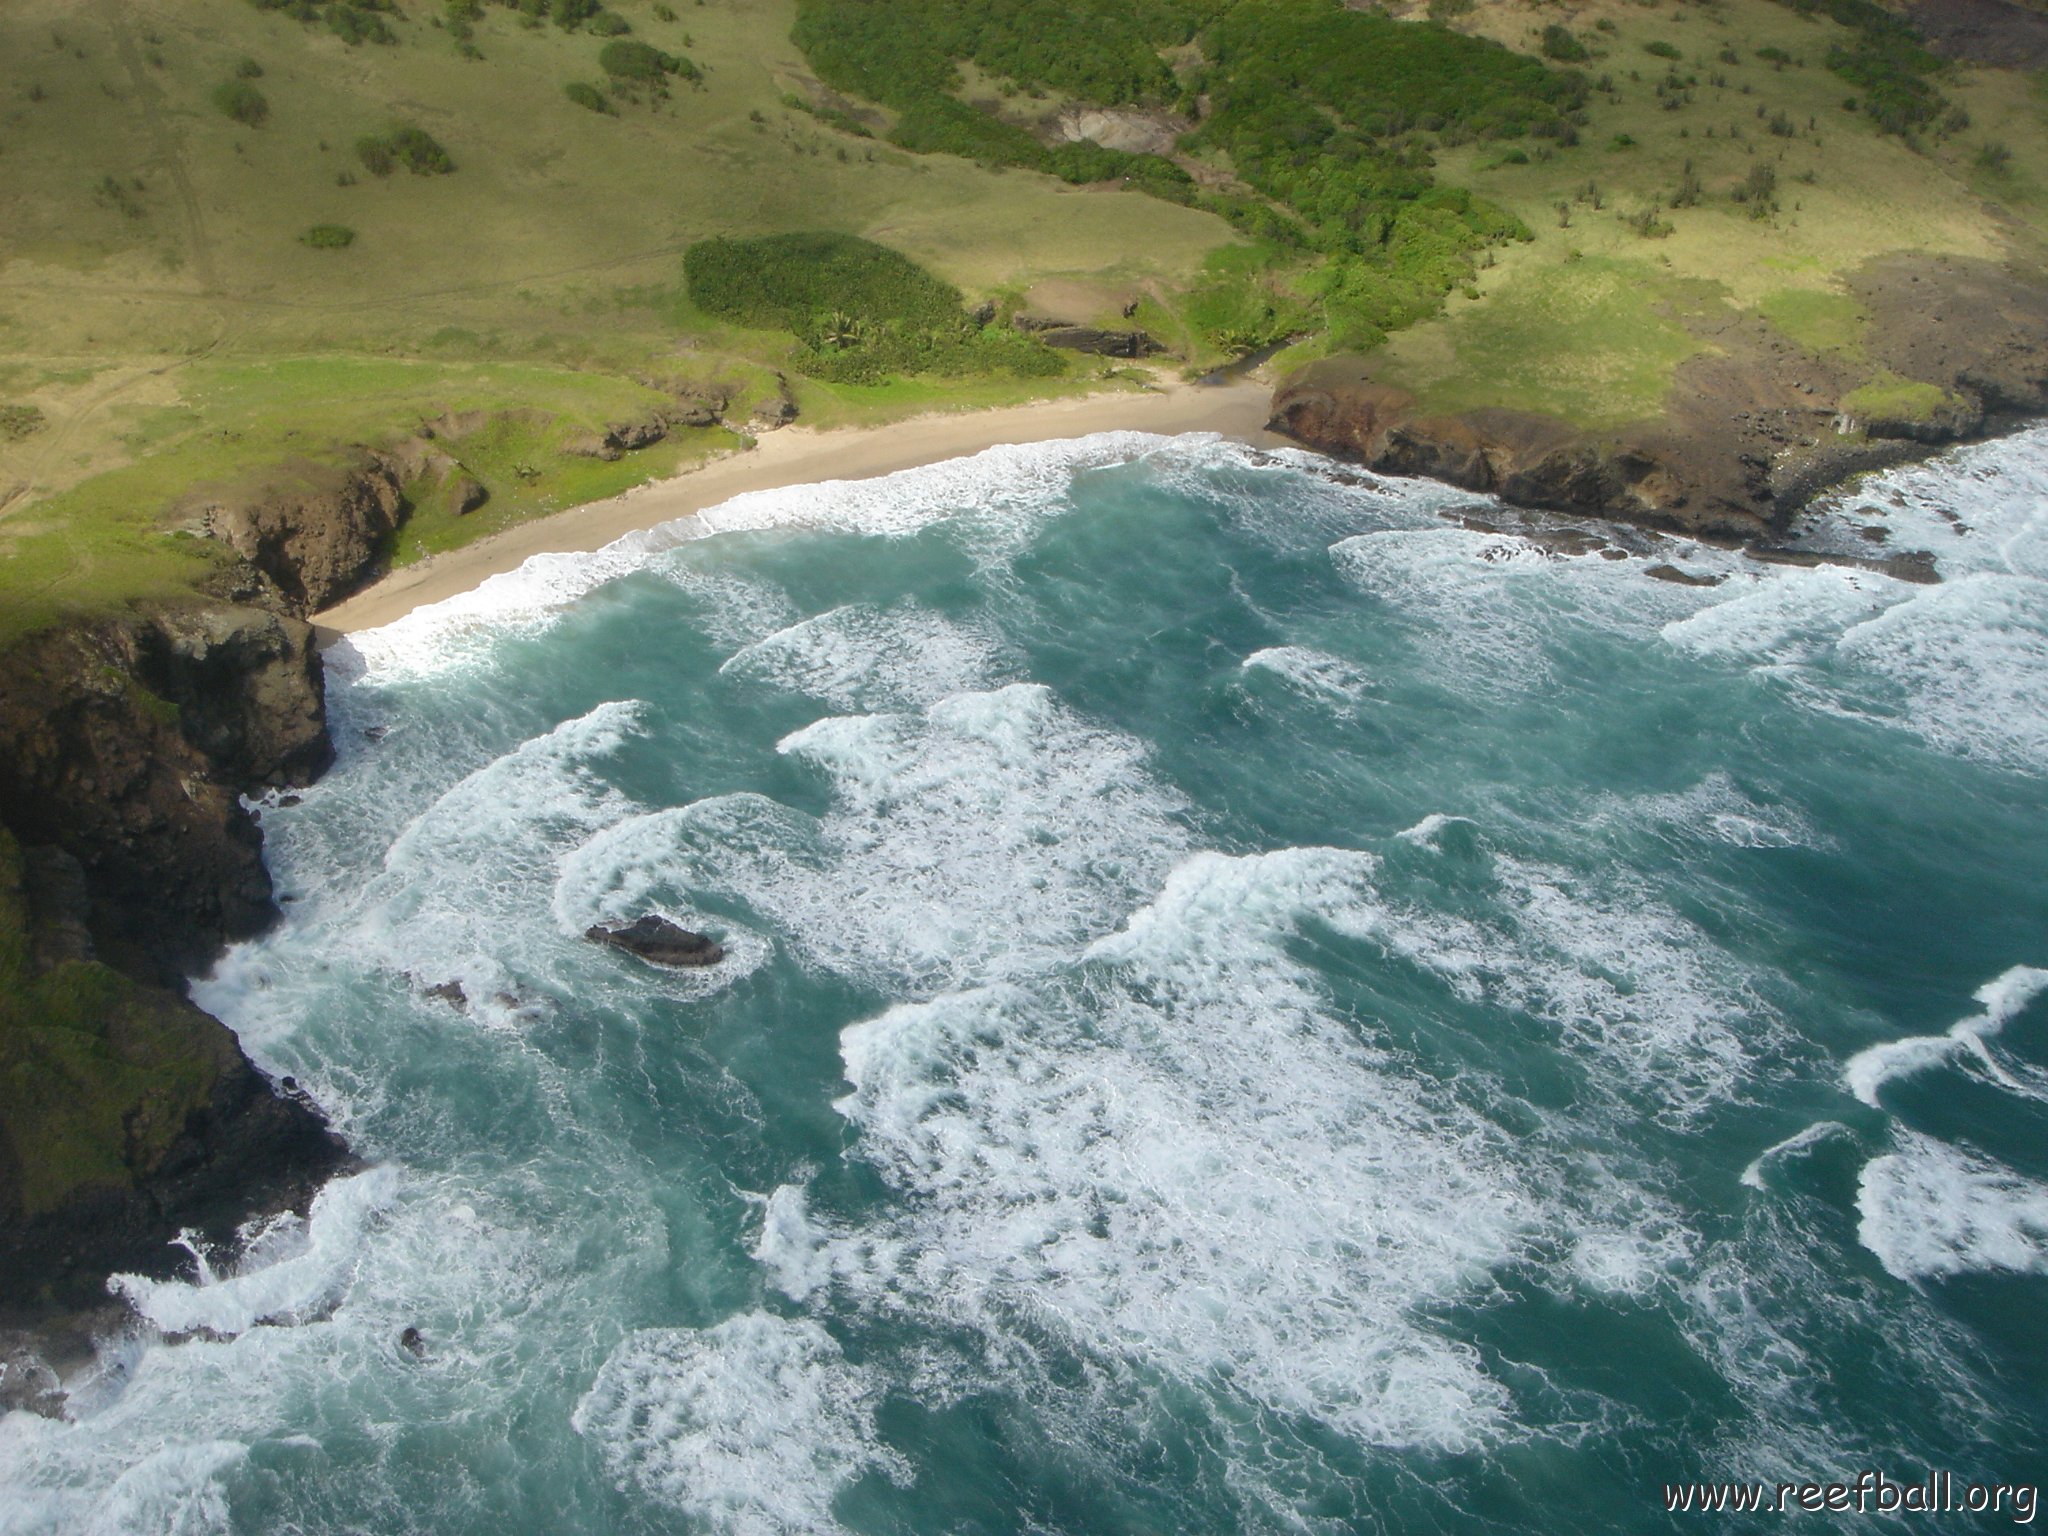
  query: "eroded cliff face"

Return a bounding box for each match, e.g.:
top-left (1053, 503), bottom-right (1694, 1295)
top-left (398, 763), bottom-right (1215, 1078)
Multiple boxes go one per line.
top-left (0, 609), bottom-right (328, 981)
top-left (0, 607), bottom-right (348, 1319)
top-left (186, 452), bottom-right (407, 615)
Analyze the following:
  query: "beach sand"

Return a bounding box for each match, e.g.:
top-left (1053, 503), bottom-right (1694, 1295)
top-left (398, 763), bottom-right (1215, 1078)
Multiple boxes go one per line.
top-left (315, 373), bottom-right (1278, 637)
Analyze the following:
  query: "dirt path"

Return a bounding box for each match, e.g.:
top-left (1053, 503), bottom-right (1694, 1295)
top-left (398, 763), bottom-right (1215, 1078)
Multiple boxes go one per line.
top-left (104, 0), bottom-right (220, 296)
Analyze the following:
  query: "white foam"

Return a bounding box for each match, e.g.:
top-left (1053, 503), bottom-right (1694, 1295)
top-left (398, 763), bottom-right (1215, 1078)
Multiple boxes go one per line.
top-left (1395, 812), bottom-right (1475, 847)
top-left (559, 685), bottom-right (1190, 995)
top-left (1239, 645), bottom-right (1373, 709)
top-left (657, 563), bottom-right (801, 651)
top-left (339, 430), bottom-right (1214, 684)
top-left (110, 1167), bottom-right (401, 1338)
top-left (1857, 1131), bottom-right (2048, 1282)
top-left (1661, 563), bottom-right (1897, 666)
top-left (1740, 1120), bottom-right (1858, 1190)
top-left (803, 847), bottom-right (1542, 1454)
top-left (1331, 526), bottom-right (1708, 700)
top-left (1569, 1227), bottom-right (1692, 1298)
top-left (720, 603), bottom-right (1003, 712)
top-left (1598, 773), bottom-right (1823, 852)
top-left (338, 701), bottom-right (649, 1028)
top-left (1355, 850), bottom-right (1773, 1121)
top-left (1832, 574), bottom-right (2048, 774)
top-left (337, 524), bottom-right (704, 684)
top-left (79, 1439), bottom-right (247, 1536)
top-left (1808, 425), bottom-right (2048, 583)
top-left (572, 1314), bottom-right (906, 1533)
top-left (753, 1185), bottom-right (834, 1303)
top-left (1843, 964), bottom-right (2048, 1107)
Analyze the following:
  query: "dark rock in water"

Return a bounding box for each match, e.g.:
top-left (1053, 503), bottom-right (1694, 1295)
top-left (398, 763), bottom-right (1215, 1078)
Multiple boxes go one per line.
top-left (400, 1325), bottom-right (426, 1359)
top-left (584, 915), bottom-right (724, 968)
top-left (422, 980), bottom-right (467, 1011)
top-left (362, 725), bottom-right (387, 743)
top-left (1645, 563), bottom-right (1722, 588)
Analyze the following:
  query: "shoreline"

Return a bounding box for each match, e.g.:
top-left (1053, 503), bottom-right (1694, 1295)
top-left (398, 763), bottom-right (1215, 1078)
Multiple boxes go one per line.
top-left (314, 373), bottom-right (1279, 638)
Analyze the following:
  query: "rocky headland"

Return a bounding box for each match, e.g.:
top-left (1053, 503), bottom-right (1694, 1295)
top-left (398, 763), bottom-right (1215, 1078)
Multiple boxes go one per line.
top-left (1268, 255), bottom-right (2048, 539)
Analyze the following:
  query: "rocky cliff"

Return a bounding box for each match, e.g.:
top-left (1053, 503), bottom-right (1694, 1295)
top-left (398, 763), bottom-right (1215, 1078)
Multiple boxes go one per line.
top-left (0, 605), bottom-right (348, 1319)
top-left (1268, 255), bottom-right (2048, 537)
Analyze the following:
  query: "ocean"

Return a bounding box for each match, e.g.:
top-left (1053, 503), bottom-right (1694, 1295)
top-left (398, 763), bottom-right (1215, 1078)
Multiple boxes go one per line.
top-left (3, 427), bottom-right (2045, 1533)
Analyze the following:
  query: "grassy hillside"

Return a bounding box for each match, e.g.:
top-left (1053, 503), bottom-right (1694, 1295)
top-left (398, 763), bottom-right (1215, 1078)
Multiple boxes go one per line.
top-left (3, 0), bottom-right (2047, 642)
top-left (1354, 0), bottom-right (2048, 425)
top-left (0, 0), bottom-right (1237, 639)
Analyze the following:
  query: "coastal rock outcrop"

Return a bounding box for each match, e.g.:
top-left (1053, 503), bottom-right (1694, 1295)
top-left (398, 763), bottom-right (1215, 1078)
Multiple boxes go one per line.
top-left (1269, 256), bottom-right (2048, 537)
top-left (1267, 365), bottom-right (1766, 537)
top-left (0, 606), bottom-right (349, 1318)
top-left (585, 916), bottom-right (724, 968)
top-left (188, 452), bottom-right (406, 615)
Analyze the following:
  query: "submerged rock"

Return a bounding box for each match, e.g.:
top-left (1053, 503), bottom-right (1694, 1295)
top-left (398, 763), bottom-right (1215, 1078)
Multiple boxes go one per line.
top-left (584, 915), bottom-right (724, 968)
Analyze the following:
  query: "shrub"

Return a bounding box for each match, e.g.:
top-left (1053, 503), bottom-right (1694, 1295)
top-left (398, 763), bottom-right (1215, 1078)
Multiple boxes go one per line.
top-left (1540, 24), bottom-right (1589, 62)
top-left (1644, 40), bottom-right (1682, 60)
top-left (685, 232), bottom-right (964, 331)
top-left (564, 80), bottom-right (613, 112)
top-left (1670, 158), bottom-right (1703, 207)
top-left (1978, 140), bottom-right (2013, 172)
top-left (1426, 0), bottom-right (1474, 21)
top-left (0, 404), bottom-right (46, 441)
top-left (234, 55), bottom-right (264, 78)
top-left (589, 11), bottom-right (630, 35)
top-left (210, 78), bottom-right (269, 126)
top-left (685, 233), bottom-right (1068, 381)
top-left (357, 126), bottom-right (454, 175)
top-left (355, 135), bottom-right (394, 175)
top-left (327, 5), bottom-right (397, 45)
top-left (599, 38), bottom-right (686, 80)
top-left (300, 223), bottom-right (356, 248)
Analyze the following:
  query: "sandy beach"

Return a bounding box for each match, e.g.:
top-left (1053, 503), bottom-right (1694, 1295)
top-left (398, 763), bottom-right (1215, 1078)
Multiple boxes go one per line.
top-left (315, 373), bottom-right (1278, 637)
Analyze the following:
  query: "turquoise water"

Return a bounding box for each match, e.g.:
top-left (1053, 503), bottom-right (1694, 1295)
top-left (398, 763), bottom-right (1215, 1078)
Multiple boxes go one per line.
top-left (5, 429), bottom-right (2047, 1533)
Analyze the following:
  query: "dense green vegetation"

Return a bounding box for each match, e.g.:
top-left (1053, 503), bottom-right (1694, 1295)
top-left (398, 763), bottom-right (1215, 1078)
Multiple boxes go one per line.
top-left (684, 232), bottom-right (1063, 383)
top-left (793, 0), bottom-right (1566, 350)
top-left (599, 38), bottom-right (695, 83)
top-left (210, 77), bottom-right (270, 126)
top-left (1770, 0), bottom-right (1948, 136)
top-left (355, 125), bottom-right (456, 176)
top-left (299, 222), bottom-right (356, 247)
top-left (250, 0), bottom-right (400, 46)
top-left (793, 0), bottom-right (1227, 110)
